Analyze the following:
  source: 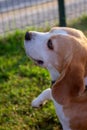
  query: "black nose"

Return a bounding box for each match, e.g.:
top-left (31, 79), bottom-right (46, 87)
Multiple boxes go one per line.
top-left (25, 32), bottom-right (32, 40)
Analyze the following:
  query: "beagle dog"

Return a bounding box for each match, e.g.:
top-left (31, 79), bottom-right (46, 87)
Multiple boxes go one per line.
top-left (24, 27), bottom-right (87, 130)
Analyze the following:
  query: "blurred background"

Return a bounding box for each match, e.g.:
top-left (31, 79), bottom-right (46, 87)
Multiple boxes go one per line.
top-left (0, 0), bottom-right (87, 34)
top-left (0, 1), bottom-right (87, 130)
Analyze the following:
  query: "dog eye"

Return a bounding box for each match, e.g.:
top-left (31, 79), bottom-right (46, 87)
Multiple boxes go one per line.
top-left (47, 39), bottom-right (53, 50)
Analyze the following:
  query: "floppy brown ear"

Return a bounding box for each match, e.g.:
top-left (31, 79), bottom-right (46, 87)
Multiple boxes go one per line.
top-left (52, 34), bottom-right (87, 104)
top-left (52, 62), bottom-right (85, 104)
top-left (51, 34), bottom-right (75, 83)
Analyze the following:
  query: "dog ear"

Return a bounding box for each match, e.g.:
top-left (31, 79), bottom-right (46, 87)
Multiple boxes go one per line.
top-left (52, 34), bottom-right (86, 83)
top-left (52, 35), bottom-right (86, 104)
top-left (52, 60), bottom-right (85, 104)
top-left (51, 34), bottom-right (74, 82)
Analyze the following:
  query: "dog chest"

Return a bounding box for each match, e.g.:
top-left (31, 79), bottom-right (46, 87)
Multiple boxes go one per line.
top-left (52, 98), bottom-right (71, 130)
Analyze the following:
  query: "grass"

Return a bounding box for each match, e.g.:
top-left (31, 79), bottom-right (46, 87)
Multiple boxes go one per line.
top-left (0, 15), bottom-right (87, 130)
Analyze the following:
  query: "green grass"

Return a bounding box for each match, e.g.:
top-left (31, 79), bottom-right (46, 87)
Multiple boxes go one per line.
top-left (0, 15), bottom-right (87, 130)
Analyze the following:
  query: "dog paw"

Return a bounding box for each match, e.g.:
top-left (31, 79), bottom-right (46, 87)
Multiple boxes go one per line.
top-left (31, 98), bottom-right (43, 108)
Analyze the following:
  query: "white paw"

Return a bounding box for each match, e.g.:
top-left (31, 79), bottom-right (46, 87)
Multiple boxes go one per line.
top-left (31, 98), bottom-right (43, 108)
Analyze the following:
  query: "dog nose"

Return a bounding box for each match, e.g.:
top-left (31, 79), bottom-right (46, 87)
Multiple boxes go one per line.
top-left (25, 32), bottom-right (32, 41)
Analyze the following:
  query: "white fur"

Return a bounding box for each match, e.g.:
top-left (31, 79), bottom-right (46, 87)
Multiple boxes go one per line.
top-left (32, 88), bottom-right (71, 130)
top-left (24, 30), bottom-right (68, 69)
top-left (24, 32), bottom-right (49, 64)
top-left (24, 29), bottom-right (68, 80)
top-left (53, 99), bottom-right (71, 130)
top-left (47, 64), bottom-right (60, 81)
top-left (32, 88), bottom-right (52, 107)
top-left (51, 29), bottom-right (67, 36)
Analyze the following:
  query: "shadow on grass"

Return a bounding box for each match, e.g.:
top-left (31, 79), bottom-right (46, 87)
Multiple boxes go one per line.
top-left (32, 116), bottom-right (62, 130)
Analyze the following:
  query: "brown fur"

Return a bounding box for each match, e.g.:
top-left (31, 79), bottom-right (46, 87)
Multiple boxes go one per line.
top-left (51, 27), bottom-right (87, 130)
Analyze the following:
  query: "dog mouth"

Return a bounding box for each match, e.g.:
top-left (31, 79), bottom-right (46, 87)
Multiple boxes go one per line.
top-left (34, 59), bottom-right (44, 65)
top-left (26, 54), bottom-right (44, 66)
top-left (30, 58), bottom-right (44, 66)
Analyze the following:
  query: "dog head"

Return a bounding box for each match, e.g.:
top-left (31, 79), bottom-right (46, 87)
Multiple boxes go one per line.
top-left (24, 28), bottom-right (74, 81)
top-left (24, 27), bottom-right (87, 98)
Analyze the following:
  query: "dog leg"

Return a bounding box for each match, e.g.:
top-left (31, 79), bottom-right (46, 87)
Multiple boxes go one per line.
top-left (31, 88), bottom-right (52, 108)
